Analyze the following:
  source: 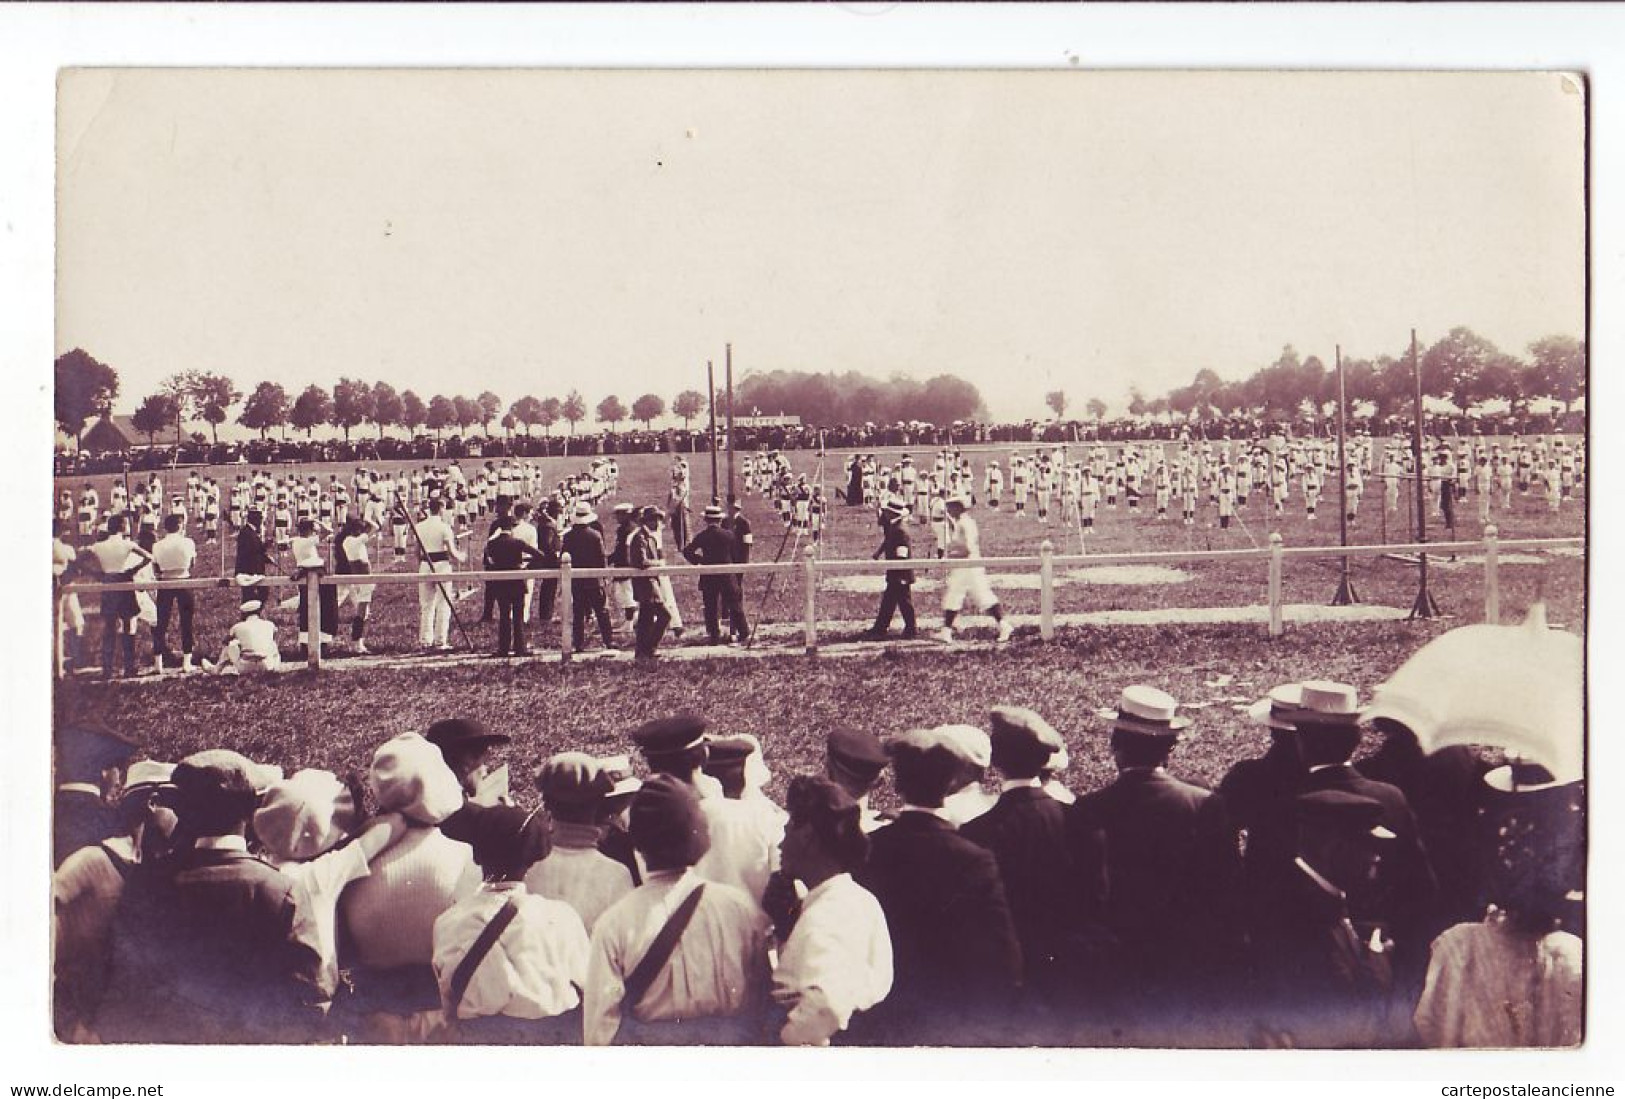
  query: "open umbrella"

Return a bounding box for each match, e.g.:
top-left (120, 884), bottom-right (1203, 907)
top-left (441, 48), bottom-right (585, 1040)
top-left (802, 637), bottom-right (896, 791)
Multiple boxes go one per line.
top-left (1363, 603), bottom-right (1583, 783)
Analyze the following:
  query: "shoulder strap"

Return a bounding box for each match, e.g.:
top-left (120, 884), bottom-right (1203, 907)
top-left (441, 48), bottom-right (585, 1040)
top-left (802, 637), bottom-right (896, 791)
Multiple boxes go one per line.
top-left (621, 883), bottom-right (706, 1020)
top-left (446, 897), bottom-right (522, 1022)
top-left (96, 841), bottom-right (134, 880)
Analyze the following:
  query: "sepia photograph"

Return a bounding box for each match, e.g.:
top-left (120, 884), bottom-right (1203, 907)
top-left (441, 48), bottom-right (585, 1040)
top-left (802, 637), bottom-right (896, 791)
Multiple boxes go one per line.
top-left (44, 65), bottom-right (1590, 1057)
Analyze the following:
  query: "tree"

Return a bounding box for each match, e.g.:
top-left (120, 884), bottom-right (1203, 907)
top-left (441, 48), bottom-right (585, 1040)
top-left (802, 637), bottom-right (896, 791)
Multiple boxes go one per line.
top-left (560, 390), bottom-right (586, 434)
top-left (476, 390), bottom-right (502, 434)
top-left (328, 378), bottom-right (374, 442)
top-left (1166, 385), bottom-right (1197, 421)
top-left (371, 381), bottom-right (404, 438)
top-left (1422, 327), bottom-right (1500, 415)
top-left (426, 395), bottom-right (455, 437)
top-left (401, 390), bottom-right (427, 435)
top-left (1045, 390), bottom-right (1068, 420)
top-left (631, 393), bottom-right (665, 430)
top-left (538, 396), bottom-right (562, 436)
top-left (1127, 387), bottom-right (1147, 418)
top-left (596, 394), bottom-right (628, 433)
top-left (290, 385), bottom-right (332, 439)
top-left (132, 392), bottom-right (178, 448)
top-left (160, 373), bottom-right (195, 450)
top-left (452, 395), bottom-right (479, 436)
top-left (179, 372), bottom-right (241, 445)
top-left (238, 381), bottom-right (289, 439)
top-left (1528, 335), bottom-right (1586, 413)
top-left (508, 396), bottom-right (544, 435)
top-left (54, 348), bottom-right (120, 449)
top-left (500, 412), bottom-right (517, 438)
top-left (672, 389), bottom-right (705, 429)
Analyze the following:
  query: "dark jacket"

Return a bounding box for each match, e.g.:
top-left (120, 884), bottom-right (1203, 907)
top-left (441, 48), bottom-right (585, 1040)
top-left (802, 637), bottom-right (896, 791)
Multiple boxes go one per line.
top-left (482, 531), bottom-right (545, 591)
top-left (873, 521), bottom-right (915, 584)
top-left (1068, 769), bottom-right (1242, 982)
top-left (682, 524), bottom-right (738, 588)
top-left (234, 525), bottom-right (272, 575)
top-left (854, 812), bottom-right (1022, 1045)
top-left (1356, 742), bottom-right (1486, 925)
top-left (561, 523), bottom-right (608, 581)
top-left (729, 514), bottom-right (754, 563)
top-left (97, 846), bottom-right (324, 1044)
top-left (627, 526), bottom-right (662, 602)
top-left (54, 788), bottom-right (119, 870)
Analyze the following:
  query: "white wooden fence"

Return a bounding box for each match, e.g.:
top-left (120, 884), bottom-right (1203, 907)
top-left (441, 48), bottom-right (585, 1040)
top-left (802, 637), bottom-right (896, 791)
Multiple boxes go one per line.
top-left (55, 526), bottom-right (1582, 676)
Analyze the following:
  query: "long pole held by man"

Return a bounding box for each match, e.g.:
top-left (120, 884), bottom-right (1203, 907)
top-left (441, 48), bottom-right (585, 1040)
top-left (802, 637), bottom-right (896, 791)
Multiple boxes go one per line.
top-left (1408, 328), bottom-right (1441, 618)
top-left (707, 360), bottom-right (720, 504)
top-left (395, 499), bottom-right (476, 651)
top-left (1330, 344), bottom-right (1360, 605)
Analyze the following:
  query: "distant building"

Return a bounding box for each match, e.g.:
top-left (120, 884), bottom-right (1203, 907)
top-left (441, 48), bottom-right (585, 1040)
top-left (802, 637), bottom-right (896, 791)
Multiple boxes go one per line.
top-left (80, 414), bottom-right (184, 452)
top-left (730, 414), bottom-right (802, 428)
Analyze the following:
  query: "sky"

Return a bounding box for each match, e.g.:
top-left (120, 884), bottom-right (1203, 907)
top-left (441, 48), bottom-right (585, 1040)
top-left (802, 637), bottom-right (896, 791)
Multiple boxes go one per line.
top-left (56, 69), bottom-right (1585, 425)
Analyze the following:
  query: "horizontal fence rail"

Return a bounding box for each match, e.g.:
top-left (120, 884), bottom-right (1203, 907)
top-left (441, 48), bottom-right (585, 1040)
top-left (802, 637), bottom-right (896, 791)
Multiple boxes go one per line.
top-left (56, 528), bottom-right (1584, 675)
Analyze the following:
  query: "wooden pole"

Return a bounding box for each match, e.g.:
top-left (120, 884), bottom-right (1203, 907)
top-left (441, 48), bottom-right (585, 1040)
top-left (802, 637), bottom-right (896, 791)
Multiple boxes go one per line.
top-left (1268, 532), bottom-right (1285, 638)
top-left (1039, 539), bottom-right (1056, 640)
top-left (802, 543), bottom-right (818, 654)
top-left (725, 343), bottom-right (736, 505)
top-left (1331, 344), bottom-right (1359, 605)
top-left (306, 570), bottom-right (322, 670)
top-left (1408, 328), bottom-right (1441, 618)
top-left (707, 362), bottom-right (720, 505)
top-left (558, 553), bottom-right (574, 662)
top-left (1484, 524), bottom-right (1501, 624)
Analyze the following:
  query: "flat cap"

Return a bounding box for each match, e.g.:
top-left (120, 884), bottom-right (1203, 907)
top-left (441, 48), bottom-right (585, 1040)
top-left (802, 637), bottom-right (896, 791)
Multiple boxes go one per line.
top-left (827, 726), bottom-right (888, 774)
top-left (56, 723), bottom-right (139, 784)
top-left (425, 717), bottom-right (511, 754)
top-left (988, 706), bottom-right (1064, 776)
top-left (463, 804), bottom-right (553, 880)
top-left (629, 774), bottom-right (710, 867)
top-left (169, 749), bottom-right (279, 817)
top-left (631, 714), bottom-right (708, 758)
top-left (887, 728), bottom-right (965, 802)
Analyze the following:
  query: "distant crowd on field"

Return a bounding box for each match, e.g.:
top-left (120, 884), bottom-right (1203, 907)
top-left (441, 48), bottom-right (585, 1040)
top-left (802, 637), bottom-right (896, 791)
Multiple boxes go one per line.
top-left (53, 407), bottom-right (1585, 478)
top-left (53, 677), bottom-right (1583, 1049)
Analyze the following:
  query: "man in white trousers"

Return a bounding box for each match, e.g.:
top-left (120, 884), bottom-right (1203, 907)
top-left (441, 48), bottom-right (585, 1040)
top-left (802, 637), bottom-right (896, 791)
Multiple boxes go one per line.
top-left (414, 498), bottom-right (464, 651)
top-left (938, 495), bottom-right (1013, 644)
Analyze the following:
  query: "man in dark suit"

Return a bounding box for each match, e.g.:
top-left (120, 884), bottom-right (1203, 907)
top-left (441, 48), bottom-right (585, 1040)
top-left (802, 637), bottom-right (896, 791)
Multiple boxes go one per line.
top-left (1067, 686), bottom-right (1242, 1033)
top-left (961, 706), bottom-right (1085, 1014)
top-left (561, 502), bottom-right (616, 651)
top-left (233, 508), bottom-right (273, 610)
top-left (854, 727), bottom-right (1022, 1046)
top-left (862, 498), bottom-right (917, 641)
top-left (482, 516), bottom-right (547, 656)
top-left (628, 507), bottom-right (672, 661)
top-left (682, 504), bottom-right (748, 646)
top-left (96, 750), bottom-right (324, 1043)
top-left (54, 723), bottom-right (138, 869)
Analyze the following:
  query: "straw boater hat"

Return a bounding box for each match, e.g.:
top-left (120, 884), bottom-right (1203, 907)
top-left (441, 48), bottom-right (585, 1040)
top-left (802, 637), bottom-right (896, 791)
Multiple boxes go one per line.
top-left (1097, 685), bottom-right (1192, 738)
top-left (945, 493), bottom-right (972, 510)
top-left (703, 504), bottom-right (726, 522)
top-left (1247, 683), bottom-right (1305, 731)
top-left (570, 502), bottom-right (597, 525)
top-left (1289, 681), bottom-right (1363, 729)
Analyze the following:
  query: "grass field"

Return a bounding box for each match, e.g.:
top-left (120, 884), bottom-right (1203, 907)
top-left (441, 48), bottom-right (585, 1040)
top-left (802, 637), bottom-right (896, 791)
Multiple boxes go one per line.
top-left (55, 441), bottom-right (1585, 810)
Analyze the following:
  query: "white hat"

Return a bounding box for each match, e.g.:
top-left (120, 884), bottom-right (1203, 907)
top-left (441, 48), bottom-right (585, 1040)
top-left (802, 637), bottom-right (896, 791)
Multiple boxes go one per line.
top-left (1247, 683), bottom-right (1304, 731)
top-left (933, 724), bottom-right (992, 771)
top-left (369, 733), bottom-right (465, 825)
top-left (1294, 680), bottom-right (1362, 727)
top-left (1097, 685), bottom-right (1192, 737)
top-left (239, 600), bottom-right (264, 615)
top-left (571, 503), bottom-right (597, 525)
top-left (253, 769), bottom-right (356, 862)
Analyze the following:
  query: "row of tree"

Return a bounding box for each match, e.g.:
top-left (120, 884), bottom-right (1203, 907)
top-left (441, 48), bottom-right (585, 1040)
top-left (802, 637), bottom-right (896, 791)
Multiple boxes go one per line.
top-left (1044, 328), bottom-right (1586, 428)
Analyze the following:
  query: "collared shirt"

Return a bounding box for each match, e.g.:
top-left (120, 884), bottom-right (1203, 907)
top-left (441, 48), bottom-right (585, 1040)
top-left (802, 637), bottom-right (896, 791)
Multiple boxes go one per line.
top-left (87, 535), bottom-right (136, 575)
top-left (583, 868), bottom-right (771, 1046)
top-left (897, 805), bottom-right (954, 823)
top-left (942, 785), bottom-right (998, 827)
top-left (290, 535), bottom-right (324, 569)
top-left (193, 835), bottom-right (249, 853)
top-left (772, 873), bottom-right (893, 1046)
top-left (432, 881), bottom-right (590, 1021)
top-left (999, 777), bottom-right (1043, 793)
top-left (696, 794), bottom-right (783, 906)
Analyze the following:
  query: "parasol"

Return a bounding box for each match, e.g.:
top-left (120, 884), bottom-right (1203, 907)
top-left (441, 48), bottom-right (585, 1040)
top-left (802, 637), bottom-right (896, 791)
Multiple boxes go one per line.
top-left (1362, 603), bottom-right (1583, 783)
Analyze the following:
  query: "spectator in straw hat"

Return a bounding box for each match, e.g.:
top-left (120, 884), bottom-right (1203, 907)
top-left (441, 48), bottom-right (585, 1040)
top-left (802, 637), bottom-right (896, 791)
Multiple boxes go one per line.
top-left (525, 753), bottom-right (635, 933)
top-left (853, 727), bottom-right (1021, 1046)
top-left (584, 775), bottom-right (772, 1046)
top-left (433, 805), bottom-right (590, 1045)
top-left (54, 760), bottom-right (176, 1041)
top-left (97, 750), bottom-right (325, 1044)
top-left (772, 775), bottom-right (892, 1046)
top-left (1067, 686), bottom-right (1241, 1026)
top-left (338, 733), bottom-right (480, 1043)
top-left (561, 501), bottom-right (616, 652)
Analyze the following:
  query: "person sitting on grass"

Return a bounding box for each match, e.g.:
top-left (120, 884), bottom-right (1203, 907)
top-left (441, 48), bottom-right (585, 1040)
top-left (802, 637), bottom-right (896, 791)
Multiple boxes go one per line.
top-left (202, 599), bottom-right (280, 676)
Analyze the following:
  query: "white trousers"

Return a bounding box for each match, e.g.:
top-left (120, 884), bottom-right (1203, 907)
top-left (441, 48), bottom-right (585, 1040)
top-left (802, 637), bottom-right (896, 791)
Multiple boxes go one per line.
top-left (419, 560), bottom-right (454, 646)
top-left (942, 564), bottom-right (998, 613)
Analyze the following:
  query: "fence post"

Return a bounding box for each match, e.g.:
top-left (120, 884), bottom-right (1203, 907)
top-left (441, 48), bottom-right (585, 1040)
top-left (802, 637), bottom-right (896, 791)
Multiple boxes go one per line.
top-left (803, 545), bottom-right (818, 654)
top-left (307, 573), bottom-right (323, 670)
top-left (1039, 539), bottom-right (1055, 641)
top-left (1268, 533), bottom-right (1284, 638)
top-left (558, 554), bottom-right (574, 663)
top-left (1483, 524), bottom-right (1500, 625)
top-left (53, 590), bottom-right (65, 680)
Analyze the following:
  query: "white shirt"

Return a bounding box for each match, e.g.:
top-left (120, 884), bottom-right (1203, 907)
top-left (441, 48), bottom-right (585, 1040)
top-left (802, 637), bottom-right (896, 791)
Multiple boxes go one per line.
top-left (291, 535), bottom-right (324, 569)
top-left (341, 534), bottom-right (371, 567)
top-left (53, 539), bottom-right (75, 578)
top-left (944, 513), bottom-right (981, 559)
top-left (583, 868), bottom-right (771, 1046)
top-left (229, 616), bottom-right (278, 658)
top-left (87, 535), bottom-right (136, 574)
top-left (524, 841), bottom-right (635, 933)
top-left (771, 873), bottom-right (893, 1045)
top-left (415, 515), bottom-right (459, 556)
top-left (152, 532), bottom-right (197, 578)
top-left (432, 882), bottom-right (590, 1021)
top-left (341, 827), bottom-right (480, 970)
top-left (281, 842), bottom-right (371, 997)
top-left (1415, 913), bottom-right (1582, 1048)
top-left (696, 795), bottom-right (783, 907)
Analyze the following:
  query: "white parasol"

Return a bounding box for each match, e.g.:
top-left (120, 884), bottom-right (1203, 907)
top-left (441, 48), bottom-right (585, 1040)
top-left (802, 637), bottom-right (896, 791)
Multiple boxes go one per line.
top-left (1363, 603), bottom-right (1583, 783)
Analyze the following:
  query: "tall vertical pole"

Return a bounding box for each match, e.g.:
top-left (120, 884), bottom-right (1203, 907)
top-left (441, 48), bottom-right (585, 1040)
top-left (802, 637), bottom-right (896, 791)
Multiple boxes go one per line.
top-left (1408, 328), bottom-right (1440, 618)
top-left (725, 343), bottom-right (736, 505)
top-left (707, 361), bottom-right (720, 504)
top-left (1331, 344), bottom-right (1359, 604)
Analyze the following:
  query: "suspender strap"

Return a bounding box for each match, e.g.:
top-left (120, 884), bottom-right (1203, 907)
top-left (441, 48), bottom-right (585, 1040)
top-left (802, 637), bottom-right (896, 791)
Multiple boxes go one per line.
top-left (446, 897), bottom-right (521, 1022)
top-left (621, 884), bottom-right (706, 1021)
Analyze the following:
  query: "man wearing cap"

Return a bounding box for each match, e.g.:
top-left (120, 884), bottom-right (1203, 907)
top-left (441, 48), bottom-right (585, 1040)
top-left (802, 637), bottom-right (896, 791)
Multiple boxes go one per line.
top-left (853, 727), bottom-right (1021, 1046)
top-left (961, 707), bottom-right (1088, 1013)
top-left (937, 494), bottom-right (1013, 644)
top-left (683, 504), bottom-right (750, 646)
top-left (97, 750), bottom-right (326, 1043)
top-left (425, 717), bottom-right (514, 852)
top-left (53, 724), bottom-right (139, 870)
top-left (562, 502), bottom-right (617, 652)
top-left (526, 754), bottom-right (636, 933)
top-left (863, 497), bottom-right (917, 641)
top-left (584, 775), bottom-right (772, 1045)
top-left (628, 505), bottom-right (673, 661)
top-left (824, 726), bottom-right (892, 834)
top-left (772, 775), bottom-right (893, 1046)
top-left (1067, 686), bottom-right (1242, 1023)
top-left (632, 716), bottom-right (780, 906)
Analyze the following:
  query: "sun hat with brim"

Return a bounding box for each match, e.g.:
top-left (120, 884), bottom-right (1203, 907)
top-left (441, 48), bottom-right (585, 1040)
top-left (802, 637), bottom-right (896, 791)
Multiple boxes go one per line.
top-left (253, 769), bottom-right (355, 863)
top-left (1097, 685), bottom-right (1192, 737)
top-left (119, 760), bottom-right (175, 805)
top-left (1247, 683), bottom-right (1305, 732)
top-left (369, 733), bottom-right (465, 825)
top-left (570, 504), bottom-right (597, 525)
top-left (425, 717), bottom-right (511, 755)
top-left (1289, 680), bottom-right (1362, 729)
top-left (1484, 757), bottom-right (1578, 795)
top-left (703, 505), bottom-right (726, 521)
